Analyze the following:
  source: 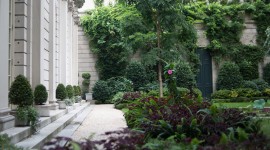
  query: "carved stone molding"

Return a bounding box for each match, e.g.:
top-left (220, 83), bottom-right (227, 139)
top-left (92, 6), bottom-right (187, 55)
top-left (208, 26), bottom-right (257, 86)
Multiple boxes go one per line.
top-left (68, 0), bottom-right (74, 12)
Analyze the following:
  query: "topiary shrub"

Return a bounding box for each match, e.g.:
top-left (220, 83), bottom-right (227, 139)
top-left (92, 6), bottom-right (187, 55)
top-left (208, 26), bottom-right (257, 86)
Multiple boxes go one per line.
top-left (175, 61), bottom-right (196, 88)
top-left (263, 63), bottom-right (270, 84)
top-left (9, 75), bottom-right (33, 107)
top-left (242, 80), bottom-right (258, 90)
top-left (252, 79), bottom-right (269, 92)
top-left (77, 86), bottom-right (82, 96)
top-left (93, 80), bottom-right (111, 103)
top-left (217, 62), bottom-right (243, 90)
top-left (73, 86), bottom-right (79, 96)
top-left (125, 61), bottom-right (148, 91)
top-left (34, 84), bottom-right (48, 105)
top-left (56, 84), bottom-right (67, 101)
top-left (81, 73), bottom-right (91, 100)
top-left (66, 85), bottom-right (74, 99)
top-left (238, 61), bottom-right (258, 80)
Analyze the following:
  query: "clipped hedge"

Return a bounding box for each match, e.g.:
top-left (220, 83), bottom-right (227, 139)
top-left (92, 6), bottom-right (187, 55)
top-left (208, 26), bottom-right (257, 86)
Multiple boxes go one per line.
top-left (9, 75), bottom-right (34, 107)
top-left (34, 84), bottom-right (48, 105)
top-left (56, 84), bottom-right (67, 100)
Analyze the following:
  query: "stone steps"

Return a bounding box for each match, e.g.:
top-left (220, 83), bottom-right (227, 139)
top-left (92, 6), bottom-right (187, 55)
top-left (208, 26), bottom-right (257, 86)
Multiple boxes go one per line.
top-left (0, 102), bottom-right (90, 149)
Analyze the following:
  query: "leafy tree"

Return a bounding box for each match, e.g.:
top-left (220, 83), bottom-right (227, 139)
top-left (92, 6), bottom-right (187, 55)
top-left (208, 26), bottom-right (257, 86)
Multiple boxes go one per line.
top-left (118, 0), bottom-right (197, 97)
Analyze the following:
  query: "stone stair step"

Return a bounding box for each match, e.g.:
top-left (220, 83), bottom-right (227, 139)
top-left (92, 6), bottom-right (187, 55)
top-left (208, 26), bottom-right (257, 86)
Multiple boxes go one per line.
top-left (13, 103), bottom-right (89, 149)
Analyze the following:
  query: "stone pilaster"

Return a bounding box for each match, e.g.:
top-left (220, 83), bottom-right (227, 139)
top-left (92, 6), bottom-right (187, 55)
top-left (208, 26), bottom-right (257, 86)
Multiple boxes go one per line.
top-left (0, 0), bottom-right (15, 132)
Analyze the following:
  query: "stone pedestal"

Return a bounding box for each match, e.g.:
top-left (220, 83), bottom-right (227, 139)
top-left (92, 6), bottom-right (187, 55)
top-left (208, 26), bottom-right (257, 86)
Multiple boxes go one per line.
top-left (57, 101), bottom-right (67, 109)
top-left (49, 101), bottom-right (59, 110)
top-left (35, 105), bottom-right (53, 117)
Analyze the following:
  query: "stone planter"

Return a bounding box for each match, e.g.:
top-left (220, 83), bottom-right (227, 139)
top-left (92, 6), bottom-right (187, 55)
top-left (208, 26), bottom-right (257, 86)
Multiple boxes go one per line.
top-left (35, 105), bottom-right (51, 117)
top-left (15, 118), bottom-right (29, 127)
top-left (57, 101), bottom-right (66, 109)
top-left (85, 93), bottom-right (92, 101)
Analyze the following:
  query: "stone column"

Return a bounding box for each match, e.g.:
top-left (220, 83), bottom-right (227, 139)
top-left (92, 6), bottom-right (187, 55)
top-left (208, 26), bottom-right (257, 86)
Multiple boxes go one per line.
top-left (59, 0), bottom-right (68, 85)
top-left (49, 0), bottom-right (59, 109)
top-left (72, 8), bottom-right (79, 85)
top-left (0, 0), bottom-right (15, 132)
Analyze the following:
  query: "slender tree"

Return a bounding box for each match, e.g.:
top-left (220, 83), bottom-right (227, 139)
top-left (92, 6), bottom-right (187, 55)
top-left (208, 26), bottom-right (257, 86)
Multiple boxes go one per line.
top-left (118, 0), bottom-right (197, 98)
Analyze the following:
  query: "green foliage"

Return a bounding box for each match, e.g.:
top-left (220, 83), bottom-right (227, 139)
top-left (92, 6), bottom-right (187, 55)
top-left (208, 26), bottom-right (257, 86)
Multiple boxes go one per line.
top-left (66, 85), bottom-right (74, 99)
top-left (263, 63), bottom-right (270, 84)
top-left (16, 106), bottom-right (39, 132)
top-left (9, 75), bottom-right (33, 107)
top-left (242, 80), bottom-right (258, 90)
top-left (211, 89), bottom-right (233, 99)
top-left (93, 0), bottom-right (104, 7)
top-left (175, 61), bottom-right (196, 89)
top-left (217, 62), bottom-right (243, 90)
top-left (0, 134), bottom-right (22, 150)
top-left (252, 79), bottom-right (269, 91)
top-left (265, 27), bottom-right (270, 53)
top-left (111, 92), bottom-right (124, 104)
top-left (73, 86), bottom-right (79, 96)
top-left (125, 61), bottom-right (148, 91)
top-left (238, 61), bottom-right (258, 80)
top-left (34, 84), bottom-right (48, 105)
top-left (107, 77), bottom-right (133, 95)
top-left (82, 73), bottom-right (91, 80)
top-left (81, 5), bottom-right (144, 80)
top-left (93, 80), bottom-right (112, 103)
top-left (56, 84), bottom-right (67, 100)
top-left (77, 86), bottom-right (82, 96)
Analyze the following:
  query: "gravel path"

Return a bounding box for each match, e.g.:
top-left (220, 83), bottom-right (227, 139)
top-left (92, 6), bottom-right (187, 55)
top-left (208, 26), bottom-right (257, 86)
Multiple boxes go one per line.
top-left (71, 104), bottom-right (127, 141)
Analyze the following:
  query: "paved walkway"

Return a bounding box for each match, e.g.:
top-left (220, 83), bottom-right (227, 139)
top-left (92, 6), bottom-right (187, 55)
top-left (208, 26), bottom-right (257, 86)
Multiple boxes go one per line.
top-left (71, 104), bottom-right (127, 141)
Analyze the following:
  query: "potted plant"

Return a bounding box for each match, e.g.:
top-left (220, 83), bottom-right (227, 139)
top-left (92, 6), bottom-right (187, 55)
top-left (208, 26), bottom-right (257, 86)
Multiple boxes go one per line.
top-left (34, 84), bottom-right (51, 117)
top-left (9, 75), bottom-right (39, 130)
top-left (73, 85), bottom-right (82, 103)
top-left (81, 73), bottom-right (91, 100)
top-left (56, 83), bottom-right (67, 109)
top-left (65, 85), bottom-right (75, 107)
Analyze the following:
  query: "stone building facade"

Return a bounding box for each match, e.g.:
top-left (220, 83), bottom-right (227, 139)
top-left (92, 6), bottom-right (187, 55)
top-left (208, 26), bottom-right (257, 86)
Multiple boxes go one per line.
top-left (0, 0), bottom-right (83, 132)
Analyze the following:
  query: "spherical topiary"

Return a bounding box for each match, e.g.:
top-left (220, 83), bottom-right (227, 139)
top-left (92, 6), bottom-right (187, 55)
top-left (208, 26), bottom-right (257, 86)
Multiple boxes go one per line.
top-left (34, 84), bottom-right (48, 105)
top-left (9, 75), bottom-right (34, 107)
top-left (66, 85), bottom-right (74, 99)
top-left (93, 80), bottom-right (111, 103)
top-left (82, 80), bottom-right (90, 87)
top-left (56, 84), bottom-right (67, 100)
top-left (82, 73), bottom-right (91, 80)
top-left (263, 63), bottom-right (270, 84)
top-left (242, 80), bottom-right (258, 90)
top-left (175, 61), bottom-right (196, 88)
top-left (217, 62), bottom-right (243, 90)
top-left (125, 61), bottom-right (148, 91)
top-left (252, 79), bottom-right (269, 92)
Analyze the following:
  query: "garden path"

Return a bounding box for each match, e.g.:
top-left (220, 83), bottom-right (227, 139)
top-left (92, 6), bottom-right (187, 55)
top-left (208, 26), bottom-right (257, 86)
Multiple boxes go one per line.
top-left (71, 104), bottom-right (127, 141)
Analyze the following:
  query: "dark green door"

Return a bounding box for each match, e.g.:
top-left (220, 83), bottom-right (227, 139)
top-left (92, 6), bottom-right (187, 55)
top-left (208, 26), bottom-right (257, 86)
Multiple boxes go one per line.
top-left (196, 49), bottom-right (213, 98)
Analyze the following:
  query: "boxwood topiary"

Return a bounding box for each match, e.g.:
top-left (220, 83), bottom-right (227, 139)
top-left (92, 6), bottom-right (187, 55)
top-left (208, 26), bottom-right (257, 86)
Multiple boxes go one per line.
top-left (56, 84), bottom-right (67, 100)
top-left (217, 62), bottom-right (243, 90)
top-left (263, 63), bottom-right (270, 84)
top-left (66, 85), bottom-right (74, 99)
top-left (73, 86), bottom-right (79, 96)
top-left (34, 84), bottom-right (48, 105)
top-left (93, 80), bottom-right (111, 103)
top-left (82, 73), bottom-right (91, 80)
top-left (9, 74), bottom-right (33, 107)
top-left (125, 61), bottom-right (148, 91)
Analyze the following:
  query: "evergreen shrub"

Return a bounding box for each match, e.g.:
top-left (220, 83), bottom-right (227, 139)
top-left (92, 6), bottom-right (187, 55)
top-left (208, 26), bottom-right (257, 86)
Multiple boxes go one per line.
top-left (34, 84), bottom-right (48, 105)
top-left (9, 75), bottom-right (33, 107)
top-left (238, 61), bottom-right (258, 80)
top-left (73, 86), bottom-right (79, 96)
top-left (217, 62), bottom-right (243, 90)
top-left (107, 77), bottom-right (133, 95)
top-left (125, 62), bottom-right (148, 91)
top-left (263, 63), bottom-right (270, 84)
top-left (81, 73), bottom-right (91, 99)
top-left (242, 80), bottom-right (258, 90)
top-left (56, 84), bottom-right (67, 100)
top-left (175, 61), bottom-right (196, 88)
top-left (66, 85), bottom-right (74, 99)
top-left (93, 80), bottom-right (111, 103)
top-left (252, 79), bottom-right (269, 92)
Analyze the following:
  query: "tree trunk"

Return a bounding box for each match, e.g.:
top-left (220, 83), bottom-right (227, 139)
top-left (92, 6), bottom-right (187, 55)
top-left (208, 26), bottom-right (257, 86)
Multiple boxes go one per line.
top-left (156, 15), bottom-right (163, 98)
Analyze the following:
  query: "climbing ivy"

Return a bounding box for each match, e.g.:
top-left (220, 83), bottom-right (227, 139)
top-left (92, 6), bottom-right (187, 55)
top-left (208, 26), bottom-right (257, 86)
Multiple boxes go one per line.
top-left (81, 5), bottom-right (145, 80)
top-left (184, 1), bottom-right (269, 80)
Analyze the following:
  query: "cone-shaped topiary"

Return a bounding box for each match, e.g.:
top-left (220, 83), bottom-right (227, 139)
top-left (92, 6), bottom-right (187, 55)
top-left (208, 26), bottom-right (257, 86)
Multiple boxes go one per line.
top-left (73, 86), bottom-right (78, 96)
top-left (34, 84), bottom-right (48, 105)
top-left (56, 84), bottom-right (67, 100)
top-left (9, 75), bottom-right (34, 107)
top-left (66, 85), bottom-right (74, 99)
top-left (77, 86), bottom-right (82, 96)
